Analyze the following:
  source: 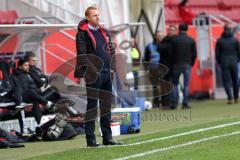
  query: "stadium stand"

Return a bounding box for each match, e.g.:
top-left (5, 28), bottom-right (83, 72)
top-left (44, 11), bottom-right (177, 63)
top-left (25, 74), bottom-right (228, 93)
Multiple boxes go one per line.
top-left (165, 0), bottom-right (240, 24)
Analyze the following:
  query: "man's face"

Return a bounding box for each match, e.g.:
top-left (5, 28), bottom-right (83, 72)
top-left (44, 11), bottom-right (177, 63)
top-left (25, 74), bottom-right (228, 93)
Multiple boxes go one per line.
top-left (155, 31), bottom-right (163, 43)
top-left (29, 56), bottom-right (37, 66)
top-left (168, 26), bottom-right (177, 36)
top-left (20, 62), bottom-right (29, 73)
top-left (86, 9), bottom-right (100, 26)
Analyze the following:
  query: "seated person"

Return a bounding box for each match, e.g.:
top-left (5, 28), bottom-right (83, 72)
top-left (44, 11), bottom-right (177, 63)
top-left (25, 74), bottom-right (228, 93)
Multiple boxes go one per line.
top-left (0, 60), bottom-right (28, 109)
top-left (14, 58), bottom-right (53, 129)
top-left (1, 60), bottom-right (31, 134)
top-left (25, 53), bottom-right (49, 90)
top-left (0, 60), bottom-right (13, 97)
top-left (25, 53), bottom-right (61, 102)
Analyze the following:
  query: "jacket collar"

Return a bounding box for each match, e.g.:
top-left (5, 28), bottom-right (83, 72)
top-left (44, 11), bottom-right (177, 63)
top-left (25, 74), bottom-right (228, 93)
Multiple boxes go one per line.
top-left (78, 19), bottom-right (111, 57)
top-left (88, 23), bottom-right (99, 31)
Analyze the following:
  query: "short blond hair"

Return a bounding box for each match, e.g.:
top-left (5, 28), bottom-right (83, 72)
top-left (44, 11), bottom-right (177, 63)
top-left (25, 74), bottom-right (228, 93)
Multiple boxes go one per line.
top-left (85, 6), bottom-right (98, 17)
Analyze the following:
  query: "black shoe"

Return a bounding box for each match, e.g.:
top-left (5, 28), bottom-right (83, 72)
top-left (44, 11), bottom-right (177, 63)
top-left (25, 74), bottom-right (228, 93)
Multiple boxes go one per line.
top-left (0, 140), bottom-right (24, 148)
top-left (102, 139), bottom-right (123, 146)
top-left (0, 141), bottom-right (8, 148)
top-left (228, 100), bottom-right (234, 104)
top-left (35, 127), bottom-right (42, 139)
top-left (182, 104), bottom-right (191, 109)
top-left (87, 142), bottom-right (100, 147)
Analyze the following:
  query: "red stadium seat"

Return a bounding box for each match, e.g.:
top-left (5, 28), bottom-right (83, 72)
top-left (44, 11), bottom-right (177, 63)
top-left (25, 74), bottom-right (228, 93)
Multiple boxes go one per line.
top-left (6, 10), bottom-right (18, 24)
top-left (0, 11), bottom-right (8, 24)
top-left (0, 10), bottom-right (18, 24)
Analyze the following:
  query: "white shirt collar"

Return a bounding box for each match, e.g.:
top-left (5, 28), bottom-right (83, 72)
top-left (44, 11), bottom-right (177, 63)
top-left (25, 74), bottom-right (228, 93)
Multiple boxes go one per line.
top-left (88, 23), bottom-right (99, 31)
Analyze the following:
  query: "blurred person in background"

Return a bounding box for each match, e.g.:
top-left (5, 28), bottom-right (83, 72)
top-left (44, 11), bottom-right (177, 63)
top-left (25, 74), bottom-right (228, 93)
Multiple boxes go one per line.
top-left (215, 23), bottom-right (240, 104)
top-left (130, 37), bottom-right (141, 90)
top-left (144, 31), bottom-right (163, 108)
top-left (170, 23), bottom-right (196, 109)
top-left (159, 25), bottom-right (177, 109)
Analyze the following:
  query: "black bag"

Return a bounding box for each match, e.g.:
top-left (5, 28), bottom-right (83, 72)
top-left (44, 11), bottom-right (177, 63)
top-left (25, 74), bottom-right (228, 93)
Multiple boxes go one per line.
top-left (40, 113), bottom-right (77, 141)
top-left (0, 128), bottom-right (24, 143)
top-left (0, 128), bottom-right (25, 148)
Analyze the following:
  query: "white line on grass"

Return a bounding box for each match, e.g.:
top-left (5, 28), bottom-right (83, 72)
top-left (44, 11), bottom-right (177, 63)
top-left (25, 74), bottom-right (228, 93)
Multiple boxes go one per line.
top-left (84, 121), bottom-right (240, 149)
top-left (121, 121), bottom-right (240, 147)
top-left (113, 131), bottom-right (240, 160)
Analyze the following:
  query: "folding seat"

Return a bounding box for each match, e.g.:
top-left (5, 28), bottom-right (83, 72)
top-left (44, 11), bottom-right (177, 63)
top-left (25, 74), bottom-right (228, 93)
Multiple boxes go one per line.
top-left (0, 11), bottom-right (3, 24)
top-left (0, 11), bottom-right (8, 24)
top-left (7, 10), bottom-right (18, 24)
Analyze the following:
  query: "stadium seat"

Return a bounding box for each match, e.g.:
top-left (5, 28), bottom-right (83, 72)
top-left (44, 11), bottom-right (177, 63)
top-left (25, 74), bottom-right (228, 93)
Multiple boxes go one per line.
top-left (0, 10), bottom-right (18, 24)
top-left (6, 10), bottom-right (18, 24)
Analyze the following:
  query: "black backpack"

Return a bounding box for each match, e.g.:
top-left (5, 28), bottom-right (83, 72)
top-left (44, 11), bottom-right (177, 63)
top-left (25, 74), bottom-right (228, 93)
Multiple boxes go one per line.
top-left (0, 128), bottom-right (25, 148)
top-left (40, 113), bottom-right (77, 141)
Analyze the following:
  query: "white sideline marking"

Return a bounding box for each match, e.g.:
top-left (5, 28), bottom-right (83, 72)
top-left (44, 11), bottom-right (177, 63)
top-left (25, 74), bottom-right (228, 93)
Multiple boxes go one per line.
top-left (92, 121), bottom-right (240, 149)
top-left (121, 121), bottom-right (240, 147)
top-left (113, 131), bottom-right (240, 160)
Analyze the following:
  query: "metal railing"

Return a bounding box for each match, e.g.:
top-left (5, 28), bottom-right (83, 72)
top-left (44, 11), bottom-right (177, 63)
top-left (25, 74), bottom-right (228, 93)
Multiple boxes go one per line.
top-left (20, 0), bottom-right (83, 23)
top-left (19, 15), bottom-right (77, 41)
top-left (218, 15), bottom-right (237, 25)
top-left (39, 46), bottom-right (75, 75)
top-left (18, 16), bottom-right (67, 24)
top-left (45, 43), bottom-right (75, 56)
top-left (44, 0), bottom-right (82, 23)
top-left (208, 15), bottom-right (225, 25)
top-left (34, 16), bottom-right (76, 40)
top-left (39, 46), bottom-right (77, 85)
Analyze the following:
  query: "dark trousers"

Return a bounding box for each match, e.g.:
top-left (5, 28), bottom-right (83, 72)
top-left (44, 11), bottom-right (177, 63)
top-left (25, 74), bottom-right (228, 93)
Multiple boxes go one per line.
top-left (22, 89), bottom-right (47, 125)
top-left (161, 71), bottom-right (173, 107)
top-left (149, 64), bottom-right (161, 108)
top-left (22, 89), bottom-right (48, 105)
top-left (17, 101), bottom-right (42, 133)
top-left (85, 72), bottom-right (112, 143)
top-left (172, 66), bottom-right (191, 106)
top-left (42, 87), bottom-right (61, 103)
top-left (220, 63), bottom-right (239, 100)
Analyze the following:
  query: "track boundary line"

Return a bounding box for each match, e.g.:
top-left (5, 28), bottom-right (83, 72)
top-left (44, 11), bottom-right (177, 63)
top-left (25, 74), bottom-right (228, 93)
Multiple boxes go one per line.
top-left (122, 121), bottom-right (240, 146)
top-left (82, 121), bottom-right (240, 149)
top-left (113, 131), bottom-right (240, 160)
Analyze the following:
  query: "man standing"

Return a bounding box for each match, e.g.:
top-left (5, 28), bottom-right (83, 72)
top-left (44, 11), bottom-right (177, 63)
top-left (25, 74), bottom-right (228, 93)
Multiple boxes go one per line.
top-left (160, 25), bottom-right (177, 108)
top-left (171, 24), bottom-right (196, 109)
top-left (74, 6), bottom-right (121, 147)
top-left (144, 31), bottom-right (162, 108)
top-left (215, 23), bottom-right (240, 104)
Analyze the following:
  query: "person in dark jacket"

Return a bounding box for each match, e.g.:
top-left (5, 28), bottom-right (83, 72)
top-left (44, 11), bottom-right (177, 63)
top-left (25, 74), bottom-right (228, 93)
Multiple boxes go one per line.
top-left (0, 60), bottom-right (13, 95)
top-left (144, 31), bottom-right (162, 108)
top-left (74, 6), bottom-right (121, 147)
top-left (14, 59), bottom-right (53, 128)
top-left (159, 25), bottom-right (177, 108)
top-left (0, 60), bottom-right (28, 109)
top-left (170, 23), bottom-right (197, 109)
top-left (215, 23), bottom-right (240, 104)
top-left (25, 53), bottom-right (49, 89)
top-left (25, 53), bottom-right (61, 102)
